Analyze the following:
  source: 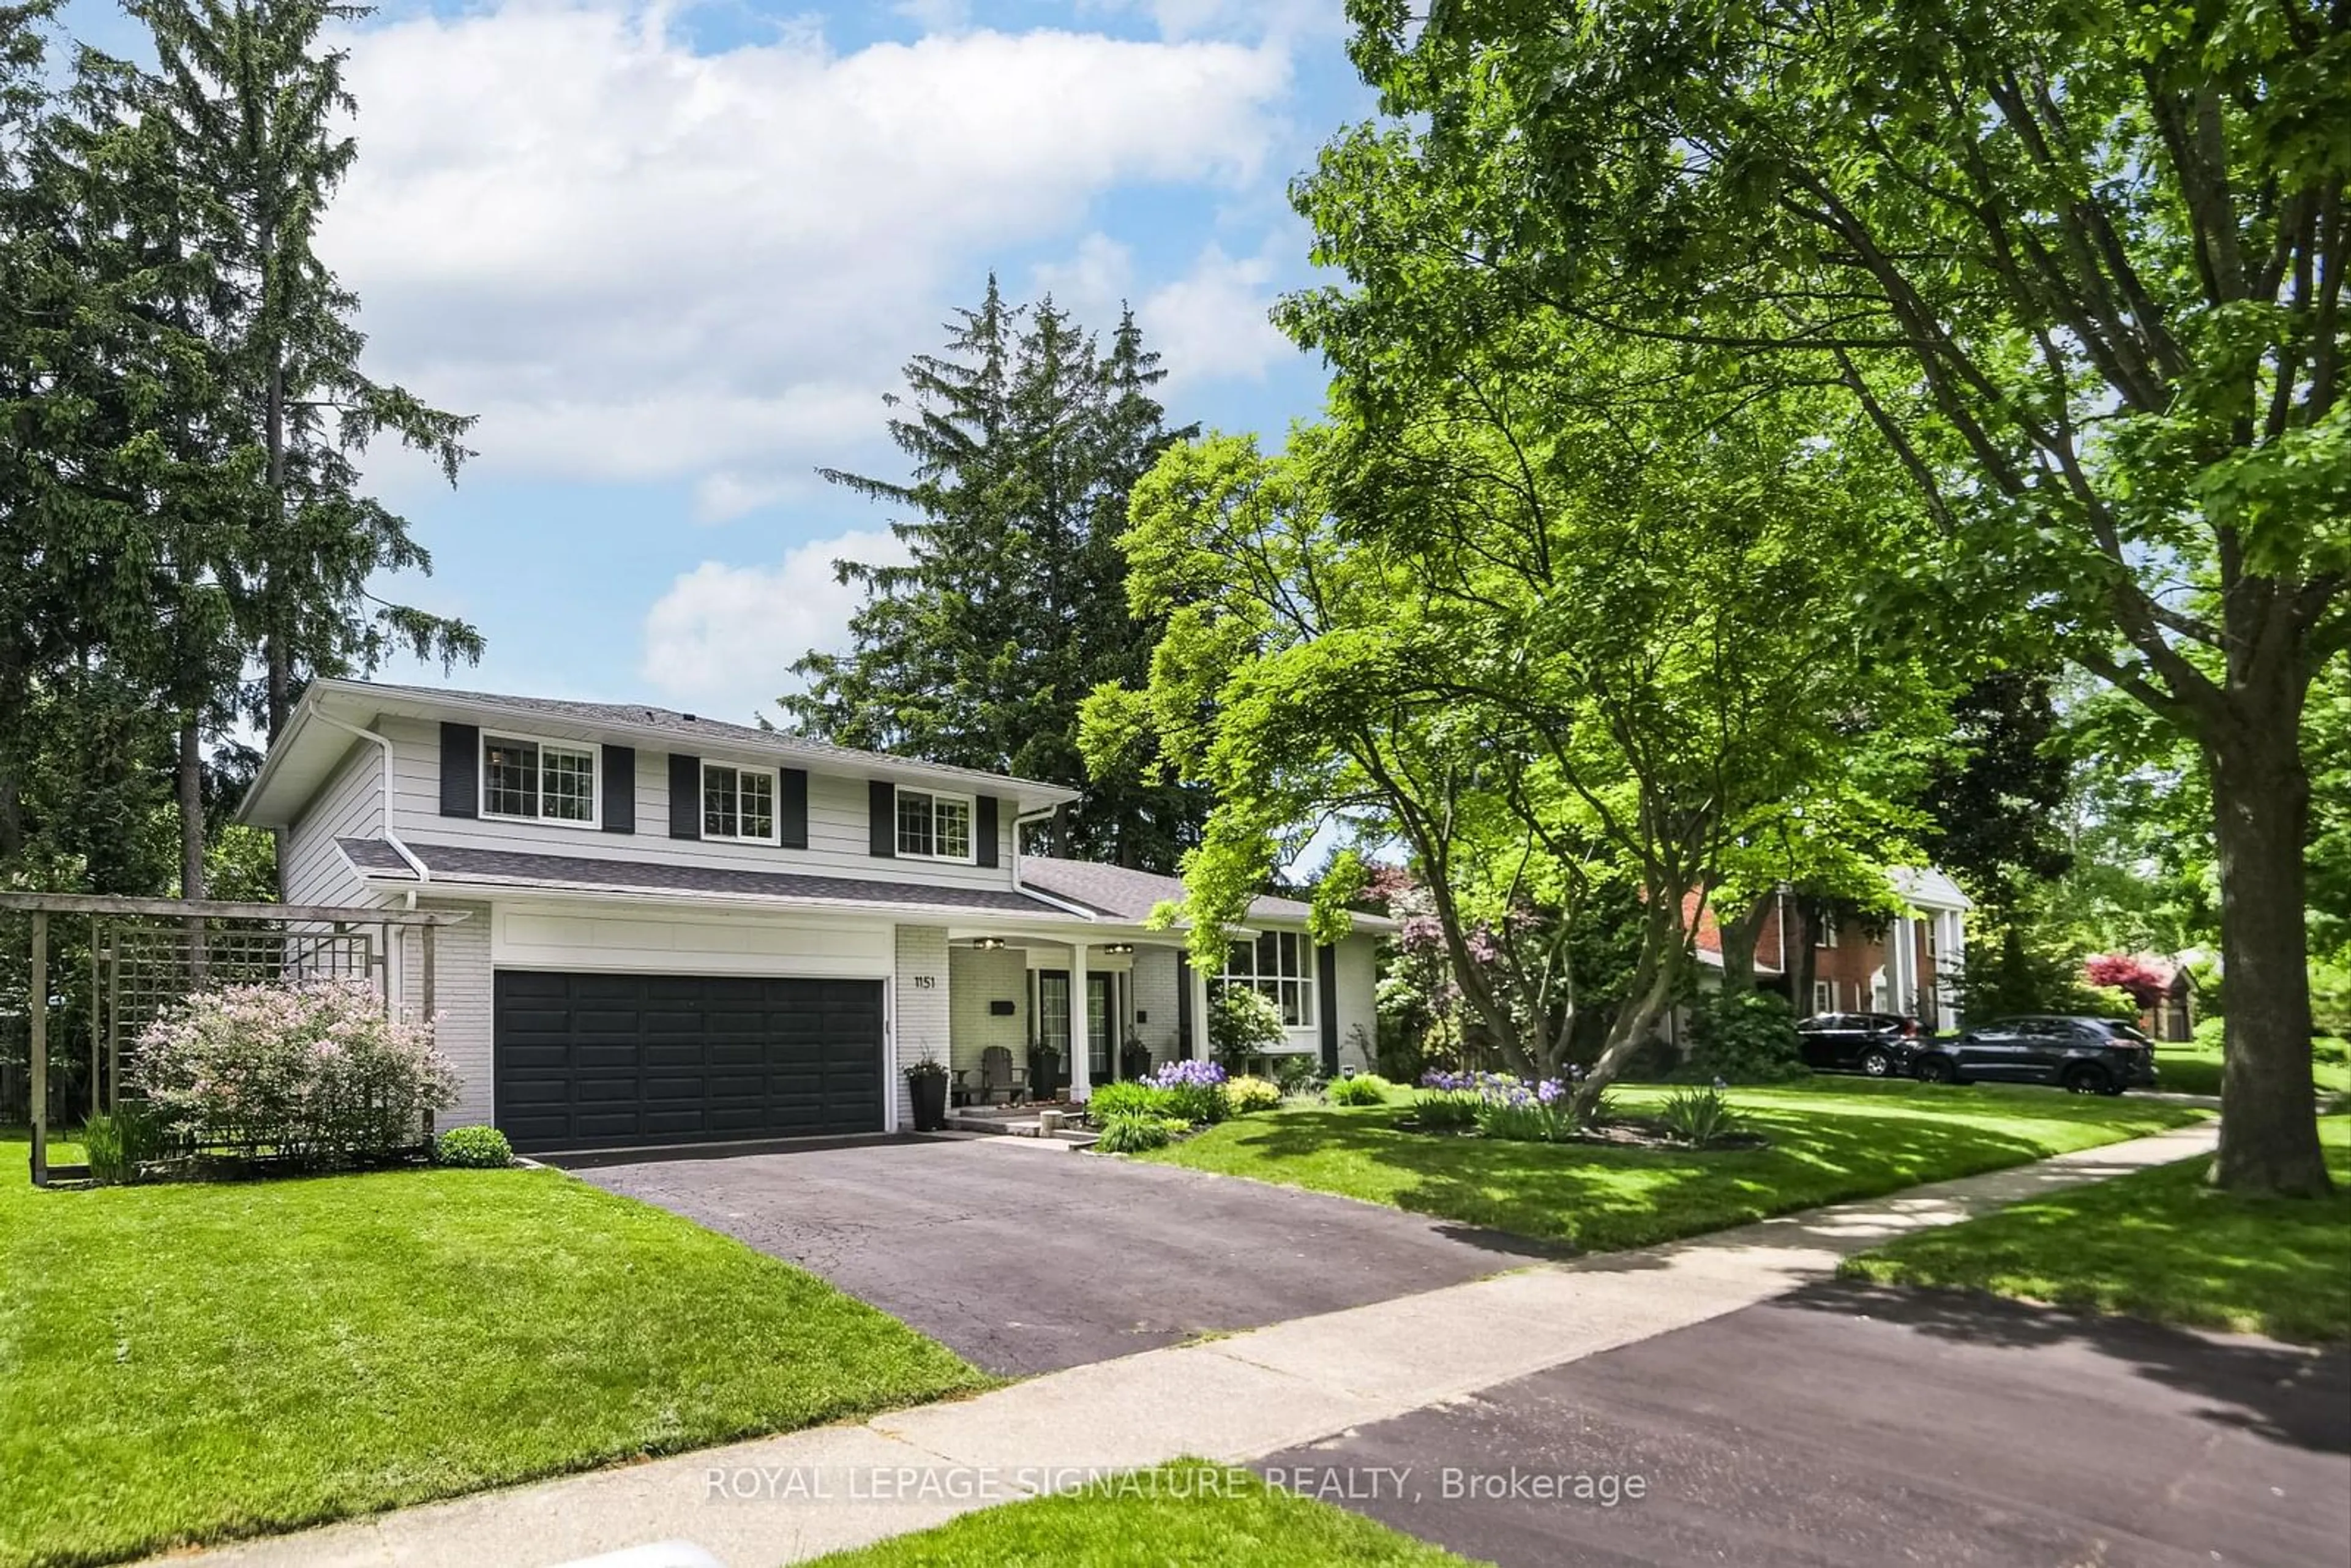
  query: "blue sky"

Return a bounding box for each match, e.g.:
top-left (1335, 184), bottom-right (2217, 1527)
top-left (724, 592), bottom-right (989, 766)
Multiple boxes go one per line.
top-left (64, 0), bottom-right (1376, 724)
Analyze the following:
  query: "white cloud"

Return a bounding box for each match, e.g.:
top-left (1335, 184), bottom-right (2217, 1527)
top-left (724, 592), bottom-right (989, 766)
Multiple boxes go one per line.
top-left (1083, 0), bottom-right (1351, 43)
top-left (326, 6), bottom-right (1292, 506)
top-left (640, 526), bottom-right (913, 723)
top-left (1033, 229), bottom-right (1297, 389)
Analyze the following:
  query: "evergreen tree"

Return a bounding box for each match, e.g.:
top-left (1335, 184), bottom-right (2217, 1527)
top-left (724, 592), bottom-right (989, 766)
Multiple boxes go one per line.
top-left (786, 279), bottom-right (1204, 869)
top-left (116, 0), bottom-right (481, 748)
top-left (3, 1), bottom-right (244, 896)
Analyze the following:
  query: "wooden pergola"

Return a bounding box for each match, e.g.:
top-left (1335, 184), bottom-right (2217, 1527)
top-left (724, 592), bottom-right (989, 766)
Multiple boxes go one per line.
top-left (1, 892), bottom-right (470, 1186)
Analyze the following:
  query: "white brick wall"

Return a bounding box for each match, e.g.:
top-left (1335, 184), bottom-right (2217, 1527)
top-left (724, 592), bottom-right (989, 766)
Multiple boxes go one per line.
top-left (396, 899), bottom-right (495, 1128)
top-left (948, 946), bottom-right (1027, 1078)
top-left (893, 925), bottom-right (949, 1130)
top-left (1131, 946), bottom-right (1183, 1067)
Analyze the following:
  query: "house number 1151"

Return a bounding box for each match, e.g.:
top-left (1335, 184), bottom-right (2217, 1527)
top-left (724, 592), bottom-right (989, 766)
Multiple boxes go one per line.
top-left (912, 975), bottom-right (937, 989)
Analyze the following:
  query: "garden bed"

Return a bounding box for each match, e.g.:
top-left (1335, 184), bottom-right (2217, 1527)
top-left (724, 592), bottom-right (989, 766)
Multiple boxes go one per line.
top-left (1138, 1081), bottom-right (2210, 1251)
top-left (1392, 1111), bottom-right (1769, 1152)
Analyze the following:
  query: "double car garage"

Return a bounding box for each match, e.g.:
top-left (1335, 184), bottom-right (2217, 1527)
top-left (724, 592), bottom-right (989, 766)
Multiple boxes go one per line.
top-left (492, 970), bottom-right (887, 1153)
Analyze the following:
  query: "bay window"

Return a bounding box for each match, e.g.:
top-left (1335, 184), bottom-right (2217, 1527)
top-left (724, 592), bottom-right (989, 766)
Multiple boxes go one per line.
top-left (1223, 930), bottom-right (1314, 1027)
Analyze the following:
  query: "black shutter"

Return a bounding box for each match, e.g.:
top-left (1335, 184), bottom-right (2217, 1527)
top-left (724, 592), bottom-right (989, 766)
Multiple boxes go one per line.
top-left (669, 753), bottom-right (700, 839)
top-left (1177, 953), bottom-right (1194, 1060)
top-left (1318, 942), bottom-right (1340, 1075)
top-left (976, 794), bottom-right (1000, 868)
top-left (779, 768), bottom-right (808, 850)
top-left (868, 781), bottom-right (895, 857)
top-left (438, 723), bottom-right (479, 817)
top-left (601, 746), bottom-right (636, 833)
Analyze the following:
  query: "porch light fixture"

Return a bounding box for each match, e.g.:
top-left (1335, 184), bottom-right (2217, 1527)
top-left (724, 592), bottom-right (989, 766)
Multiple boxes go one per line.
top-left (1101, 942), bottom-right (1135, 955)
top-left (972, 937), bottom-right (1008, 950)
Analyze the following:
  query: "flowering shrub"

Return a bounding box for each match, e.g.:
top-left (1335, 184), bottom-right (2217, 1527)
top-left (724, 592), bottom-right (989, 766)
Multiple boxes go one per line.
top-left (133, 979), bottom-right (459, 1168)
top-left (1143, 1058), bottom-right (1229, 1125)
top-left (1208, 986), bottom-right (1285, 1070)
top-left (1222, 1075), bottom-right (1282, 1114)
top-left (1418, 1068), bottom-right (1580, 1142)
top-left (1324, 1072), bottom-right (1394, 1106)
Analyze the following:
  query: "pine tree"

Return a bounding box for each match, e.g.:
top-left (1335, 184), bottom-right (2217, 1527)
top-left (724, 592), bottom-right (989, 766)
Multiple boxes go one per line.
top-left (3, 2), bottom-right (244, 896)
top-left (119, 0), bottom-right (481, 747)
top-left (784, 279), bottom-right (1204, 868)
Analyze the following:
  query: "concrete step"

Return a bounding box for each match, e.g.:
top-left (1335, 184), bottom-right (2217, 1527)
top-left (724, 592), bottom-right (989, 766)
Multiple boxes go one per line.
top-left (944, 1111), bottom-right (1098, 1144)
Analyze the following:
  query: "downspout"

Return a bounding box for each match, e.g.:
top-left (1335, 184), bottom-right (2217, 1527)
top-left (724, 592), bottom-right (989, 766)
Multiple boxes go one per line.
top-left (1010, 804), bottom-right (1098, 920)
top-left (312, 710), bottom-right (429, 903)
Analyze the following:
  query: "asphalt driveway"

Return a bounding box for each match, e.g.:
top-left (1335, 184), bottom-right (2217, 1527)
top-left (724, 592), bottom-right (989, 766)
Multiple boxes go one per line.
top-left (1258, 1278), bottom-right (2351, 1567)
top-left (563, 1134), bottom-right (1548, 1376)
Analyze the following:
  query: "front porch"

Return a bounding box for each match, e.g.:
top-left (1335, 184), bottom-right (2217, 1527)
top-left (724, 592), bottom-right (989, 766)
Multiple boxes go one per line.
top-left (937, 932), bottom-right (1211, 1108)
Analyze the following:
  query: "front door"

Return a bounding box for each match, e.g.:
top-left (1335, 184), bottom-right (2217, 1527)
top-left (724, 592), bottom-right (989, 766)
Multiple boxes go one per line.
top-left (1037, 971), bottom-right (1070, 1094)
top-left (1087, 973), bottom-right (1114, 1083)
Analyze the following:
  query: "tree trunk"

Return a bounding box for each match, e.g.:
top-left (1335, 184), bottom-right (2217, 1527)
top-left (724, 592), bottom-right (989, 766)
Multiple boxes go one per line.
top-left (1715, 892), bottom-right (1771, 996)
top-left (1787, 899), bottom-right (1818, 1016)
top-left (2205, 688), bottom-right (2330, 1196)
top-left (177, 718), bottom-right (206, 901)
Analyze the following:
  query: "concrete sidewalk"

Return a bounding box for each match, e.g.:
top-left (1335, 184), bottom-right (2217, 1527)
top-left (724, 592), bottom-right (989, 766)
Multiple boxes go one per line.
top-left (165, 1121), bottom-right (2221, 1568)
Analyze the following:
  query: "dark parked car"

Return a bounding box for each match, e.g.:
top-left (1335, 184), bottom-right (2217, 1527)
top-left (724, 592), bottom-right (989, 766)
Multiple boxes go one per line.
top-left (1794, 1012), bottom-right (1921, 1078)
top-left (1911, 1016), bottom-right (2159, 1095)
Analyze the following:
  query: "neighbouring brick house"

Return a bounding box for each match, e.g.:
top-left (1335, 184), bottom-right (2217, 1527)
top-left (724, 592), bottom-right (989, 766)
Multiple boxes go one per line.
top-left (1691, 868), bottom-right (1973, 1031)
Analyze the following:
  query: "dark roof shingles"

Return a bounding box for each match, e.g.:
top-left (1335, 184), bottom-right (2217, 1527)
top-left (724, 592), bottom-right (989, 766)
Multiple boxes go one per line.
top-left (339, 838), bottom-right (1077, 916)
top-left (1019, 857), bottom-right (1392, 931)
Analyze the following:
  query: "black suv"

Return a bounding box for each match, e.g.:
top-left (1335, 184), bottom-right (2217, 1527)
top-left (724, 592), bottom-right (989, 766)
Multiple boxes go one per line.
top-left (1911, 1016), bottom-right (2159, 1095)
top-left (1793, 1012), bottom-right (1921, 1078)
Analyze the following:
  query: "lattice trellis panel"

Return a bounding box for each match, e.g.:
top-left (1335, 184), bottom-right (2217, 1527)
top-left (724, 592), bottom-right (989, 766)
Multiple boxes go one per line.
top-left (98, 921), bottom-right (384, 1093)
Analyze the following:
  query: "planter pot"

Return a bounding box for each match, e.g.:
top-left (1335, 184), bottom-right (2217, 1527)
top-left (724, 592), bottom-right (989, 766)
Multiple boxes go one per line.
top-left (1029, 1048), bottom-right (1060, 1098)
top-left (908, 1073), bottom-right (949, 1132)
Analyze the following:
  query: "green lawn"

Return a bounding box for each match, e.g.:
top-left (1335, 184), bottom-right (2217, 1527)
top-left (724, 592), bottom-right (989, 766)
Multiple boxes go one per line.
top-left (1840, 1116), bottom-right (2351, 1345)
top-left (0, 1140), bottom-right (989, 1568)
top-left (2151, 1033), bottom-right (2351, 1098)
top-left (806, 1461), bottom-right (1473, 1567)
top-left (1139, 1081), bottom-right (2209, 1252)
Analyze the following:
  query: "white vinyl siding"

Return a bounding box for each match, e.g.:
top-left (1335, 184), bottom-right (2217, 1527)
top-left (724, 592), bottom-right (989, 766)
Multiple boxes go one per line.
top-left (282, 739), bottom-right (384, 907)
top-left (377, 717), bottom-right (1016, 891)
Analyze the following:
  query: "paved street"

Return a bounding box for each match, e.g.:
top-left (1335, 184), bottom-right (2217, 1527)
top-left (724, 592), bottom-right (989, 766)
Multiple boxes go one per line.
top-left (1259, 1278), bottom-right (2351, 1567)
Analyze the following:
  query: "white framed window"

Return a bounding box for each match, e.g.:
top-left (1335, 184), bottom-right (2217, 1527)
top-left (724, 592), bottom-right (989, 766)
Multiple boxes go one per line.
top-left (1223, 929), bottom-right (1315, 1027)
top-left (1817, 915), bottom-right (1838, 949)
top-left (702, 762), bottom-right (776, 843)
top-left (896, 788), bottom-right (973, 861)
top-left (481, 734), bottom-right (598, 825)
top-left (1812, 980), bottom-right (1832, 1014)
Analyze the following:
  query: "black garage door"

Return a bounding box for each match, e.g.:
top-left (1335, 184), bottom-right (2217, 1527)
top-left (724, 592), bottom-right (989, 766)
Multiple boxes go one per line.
top-left (493, 971), bottom-right (886, 1152)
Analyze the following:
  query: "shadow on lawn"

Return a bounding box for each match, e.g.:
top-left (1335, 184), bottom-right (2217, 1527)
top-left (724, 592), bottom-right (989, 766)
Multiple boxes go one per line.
top-left (1202, 1098), bottom-right (2123, 1253)
top-left (1788, 1278), bottom-right (2351, 1456)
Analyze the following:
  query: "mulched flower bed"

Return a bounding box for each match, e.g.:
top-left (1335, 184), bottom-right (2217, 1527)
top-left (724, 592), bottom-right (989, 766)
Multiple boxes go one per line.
top-left (1393, 1111), bottom-right (1769, 1152)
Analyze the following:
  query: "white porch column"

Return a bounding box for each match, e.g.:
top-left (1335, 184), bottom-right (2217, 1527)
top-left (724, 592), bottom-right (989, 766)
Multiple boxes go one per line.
top-left (1189, 954), bottom-right (1212, 1062)
top-left (1069, 942), bottom-right (1090, 1102)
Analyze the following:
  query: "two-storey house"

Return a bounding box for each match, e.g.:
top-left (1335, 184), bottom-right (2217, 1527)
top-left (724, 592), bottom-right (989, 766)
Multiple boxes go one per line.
top-left (239, 680), bottom-right (1386, 1153)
